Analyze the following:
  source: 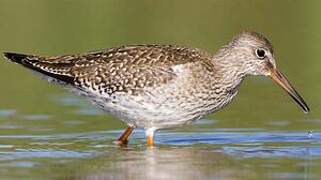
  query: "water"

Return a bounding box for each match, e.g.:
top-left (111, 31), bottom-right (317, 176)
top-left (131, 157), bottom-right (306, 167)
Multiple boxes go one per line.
top-left (1, 0), bottom-right (321, 179)
top-left (0, 122), bottom-right (321, 179)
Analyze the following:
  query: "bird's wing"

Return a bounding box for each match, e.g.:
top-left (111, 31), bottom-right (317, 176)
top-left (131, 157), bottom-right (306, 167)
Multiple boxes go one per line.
top-left (4, 45), bottom-right (213, 95)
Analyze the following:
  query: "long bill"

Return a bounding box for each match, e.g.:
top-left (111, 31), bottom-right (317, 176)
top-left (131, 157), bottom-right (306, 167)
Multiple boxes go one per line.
top-left (269, 68), bottom-right (310, 113)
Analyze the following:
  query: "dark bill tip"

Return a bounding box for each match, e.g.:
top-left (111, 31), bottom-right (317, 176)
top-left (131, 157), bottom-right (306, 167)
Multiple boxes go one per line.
top-left (269, 68), bottom-right (310, 113)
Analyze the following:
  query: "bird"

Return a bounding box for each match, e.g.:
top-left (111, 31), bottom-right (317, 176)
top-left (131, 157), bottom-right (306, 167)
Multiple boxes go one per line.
top-left (3, 31), bottom-right (310, 146)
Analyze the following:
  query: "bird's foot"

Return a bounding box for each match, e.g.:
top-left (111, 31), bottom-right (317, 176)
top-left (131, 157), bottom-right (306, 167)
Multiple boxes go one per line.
top-left (145, 128), bottom-right (156, 147)
top-left (113, 139), bottom-right (129, 146)
top-left (114, 126), bottom-right (134, 146)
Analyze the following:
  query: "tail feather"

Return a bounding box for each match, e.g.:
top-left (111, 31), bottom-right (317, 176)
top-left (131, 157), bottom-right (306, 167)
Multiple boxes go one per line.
top-left (3, 52), bottom-right (30, 64)
top-left (3, 52), bottom-right (74, 84)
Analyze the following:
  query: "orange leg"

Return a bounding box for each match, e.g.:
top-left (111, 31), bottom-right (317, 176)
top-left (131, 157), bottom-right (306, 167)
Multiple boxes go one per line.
top-left (114, 127), bottom-right (134, 145)
top-left (145, 128), bottom-right (155, 146)
top-left (146, 134), bottom-right (154, 146)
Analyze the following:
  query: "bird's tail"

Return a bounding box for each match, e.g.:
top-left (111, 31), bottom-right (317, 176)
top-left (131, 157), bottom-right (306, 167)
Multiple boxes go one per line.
top-left (3, 52), bottom-right (29, 64)
top-left (3, 52), bottom-right (74, 84)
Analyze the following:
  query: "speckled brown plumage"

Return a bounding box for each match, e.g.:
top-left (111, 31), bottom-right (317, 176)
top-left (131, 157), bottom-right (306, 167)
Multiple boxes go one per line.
top-left (5, 45), bottom-right (213, 96)
top-left (3, 31), bottom-right (309, 146)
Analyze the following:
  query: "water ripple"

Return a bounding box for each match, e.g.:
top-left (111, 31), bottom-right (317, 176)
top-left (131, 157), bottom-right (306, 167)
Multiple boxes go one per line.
top-left (0, 130), bottom-right (319, 160)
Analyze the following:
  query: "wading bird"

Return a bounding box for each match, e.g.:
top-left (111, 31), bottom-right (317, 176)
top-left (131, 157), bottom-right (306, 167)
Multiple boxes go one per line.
top-left (3, 31), bottom-right (309, 146)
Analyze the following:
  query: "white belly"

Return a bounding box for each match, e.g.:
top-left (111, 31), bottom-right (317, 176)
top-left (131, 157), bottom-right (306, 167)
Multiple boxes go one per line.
top-left (69, 64), bottom-right (239, 130)
top-left (84, 82), bottom-right (238, 129)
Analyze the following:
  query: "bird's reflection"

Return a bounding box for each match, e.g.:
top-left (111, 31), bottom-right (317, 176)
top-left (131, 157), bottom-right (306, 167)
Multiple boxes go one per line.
top-left (72, 147), bottom-right (258, 180)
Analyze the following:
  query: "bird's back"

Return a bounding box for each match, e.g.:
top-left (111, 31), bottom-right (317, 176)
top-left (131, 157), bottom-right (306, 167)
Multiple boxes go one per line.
top-left (4, 45), bottom-right (222, 128)
top-left (4, 45), bottom-right (213, 94)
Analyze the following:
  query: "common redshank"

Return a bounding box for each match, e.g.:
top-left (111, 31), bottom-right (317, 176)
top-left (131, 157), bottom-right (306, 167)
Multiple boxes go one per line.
top-left (3, 31), bottom-right (309, 146)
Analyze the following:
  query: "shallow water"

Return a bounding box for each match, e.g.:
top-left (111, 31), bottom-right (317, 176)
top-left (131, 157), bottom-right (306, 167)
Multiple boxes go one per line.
top-left (0, 115), bottom-right (321, 179)
top-left (1, 0), bottom-right (321, 179)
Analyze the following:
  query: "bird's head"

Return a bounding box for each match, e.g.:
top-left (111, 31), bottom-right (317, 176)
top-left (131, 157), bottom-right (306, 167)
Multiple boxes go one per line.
top-left (222, 31), bottom-right (309, 113)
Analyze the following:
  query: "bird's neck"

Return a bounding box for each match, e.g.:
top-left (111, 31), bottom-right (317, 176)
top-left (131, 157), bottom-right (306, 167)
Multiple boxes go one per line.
top-left (212, 47), bottom-right (247, 93)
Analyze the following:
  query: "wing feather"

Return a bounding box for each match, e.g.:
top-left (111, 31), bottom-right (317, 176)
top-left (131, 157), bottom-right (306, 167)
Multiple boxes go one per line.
top-left (4, 45), bottom-right (213, 95)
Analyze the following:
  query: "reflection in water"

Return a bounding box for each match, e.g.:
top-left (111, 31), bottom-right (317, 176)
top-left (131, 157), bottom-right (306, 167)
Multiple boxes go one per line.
top-left (0, 130), bottom-right (315, 179)
top-left (4, 127), bottom-right (321, 179)
top-left (69, 147), bottom-right (257, 180)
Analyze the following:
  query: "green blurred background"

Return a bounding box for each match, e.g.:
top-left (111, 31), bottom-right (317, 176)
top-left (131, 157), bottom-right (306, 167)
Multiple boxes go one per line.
top-left (0, 0), bottom-right (319, 132)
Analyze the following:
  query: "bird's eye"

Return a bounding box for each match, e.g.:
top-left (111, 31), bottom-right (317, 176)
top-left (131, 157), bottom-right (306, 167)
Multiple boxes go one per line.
top-left (255, 48), bottom-right (266, 59)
